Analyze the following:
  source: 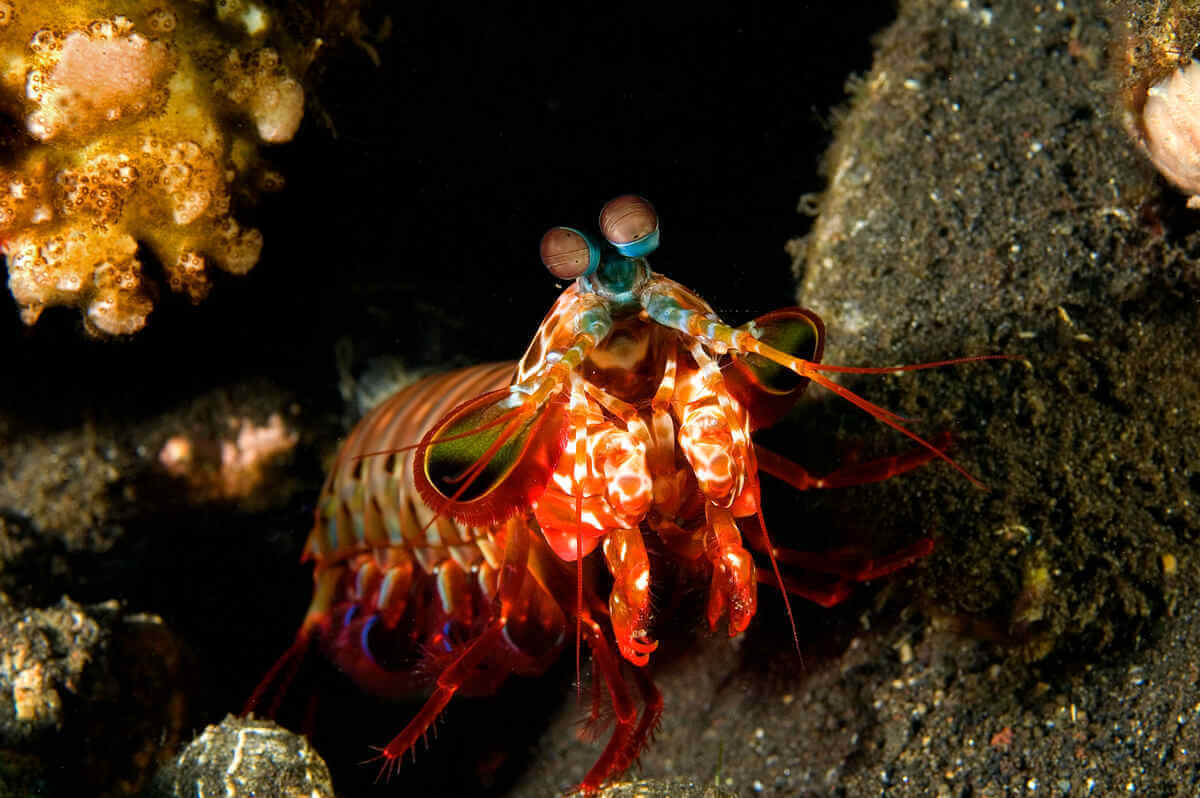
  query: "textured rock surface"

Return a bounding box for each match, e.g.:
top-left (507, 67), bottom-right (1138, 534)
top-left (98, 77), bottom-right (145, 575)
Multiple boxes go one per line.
top-left (0, 595), bottom-right (183, 796)
top-left (147, 715), bottom-right (335, 798)
top-left (0, 380), bottom-right (309, 794)
top-left (511, 589), bottom-right (1200, 796)
top-left (800, 0), bottom-right (1198, 663)
top-left (0, 380), bottom-right (303, 552)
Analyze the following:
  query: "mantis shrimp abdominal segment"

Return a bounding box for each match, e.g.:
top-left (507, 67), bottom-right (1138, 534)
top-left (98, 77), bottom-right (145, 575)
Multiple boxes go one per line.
top-left (247, 196), bottom-right (1009, 792)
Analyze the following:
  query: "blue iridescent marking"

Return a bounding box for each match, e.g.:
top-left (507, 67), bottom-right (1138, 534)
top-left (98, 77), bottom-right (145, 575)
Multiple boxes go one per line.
top-left (342, 605), bottom-right (358, 628)
top-left (440, 620), bottom-right (455, 652)
top-left (360, 614), bottom-right (378, 664)
top-left (612, 228), bottom-right (659, 257)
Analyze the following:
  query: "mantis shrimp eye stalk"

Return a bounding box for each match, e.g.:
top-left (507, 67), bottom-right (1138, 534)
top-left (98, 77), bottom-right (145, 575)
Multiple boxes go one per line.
top-left (599, 194), bottom-right (660, 256)
top-left (540, 226), bottom-right (599, 279)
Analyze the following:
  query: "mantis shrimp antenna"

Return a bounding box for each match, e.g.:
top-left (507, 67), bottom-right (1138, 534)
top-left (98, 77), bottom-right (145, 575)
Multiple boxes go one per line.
top-left (751, 348), bottom-right (1018, 488)
top-left (757, 503), bottom-right (802, 659)
top-left (570, 385), bottom-right (589, 700)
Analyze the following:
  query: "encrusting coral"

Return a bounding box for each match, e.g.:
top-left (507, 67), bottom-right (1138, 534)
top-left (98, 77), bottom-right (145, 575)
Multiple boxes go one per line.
top-left (158, 412), bottom-right (299, 505)
top-left (0, 0), bottom-right (308, 334)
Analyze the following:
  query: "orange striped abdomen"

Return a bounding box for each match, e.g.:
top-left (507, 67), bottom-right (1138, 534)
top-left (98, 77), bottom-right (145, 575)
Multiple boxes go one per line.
top-left (296, 363), bottom-right (567, 699)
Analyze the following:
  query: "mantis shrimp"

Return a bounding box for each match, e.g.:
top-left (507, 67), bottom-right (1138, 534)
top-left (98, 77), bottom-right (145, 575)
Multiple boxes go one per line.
top-left (247, 195), bottom-right (1006, 791)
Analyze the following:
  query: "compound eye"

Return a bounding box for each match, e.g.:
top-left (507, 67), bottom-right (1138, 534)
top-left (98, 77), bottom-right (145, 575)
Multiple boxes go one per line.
top-left (599, 195), bottom-right (660, 256)
top-left (540, 226), bottom-right (598, 280)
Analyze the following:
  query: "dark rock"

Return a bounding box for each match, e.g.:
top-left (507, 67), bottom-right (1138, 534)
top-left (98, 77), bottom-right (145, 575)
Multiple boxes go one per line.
top-left (147, 715), bottom-right (335, 798)
top-left (0, 594), bottom-right (184, 796)
top-left (797, 0), bottom-right (1198, 663)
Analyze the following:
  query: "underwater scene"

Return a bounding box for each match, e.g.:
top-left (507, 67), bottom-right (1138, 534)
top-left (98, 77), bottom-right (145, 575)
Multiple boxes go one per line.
top-left (0, 1), bottom-right (1197, 796)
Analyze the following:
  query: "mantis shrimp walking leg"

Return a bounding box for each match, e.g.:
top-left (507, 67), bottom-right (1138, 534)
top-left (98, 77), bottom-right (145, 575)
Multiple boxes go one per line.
top-left (371, 516), bottom-right (531, 778)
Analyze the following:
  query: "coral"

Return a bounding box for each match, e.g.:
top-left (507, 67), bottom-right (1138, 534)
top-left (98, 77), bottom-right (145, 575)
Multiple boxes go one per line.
top-left (24, 19), bottom-right (175, 141)
top-left (158, 412), bottom-right (299, 504)
top-left (0, 594), bottom-right (104, 735)
top-left (218, 47), bottom-right (305, 143)
top-left (0, 0), bottom-right (309, 335)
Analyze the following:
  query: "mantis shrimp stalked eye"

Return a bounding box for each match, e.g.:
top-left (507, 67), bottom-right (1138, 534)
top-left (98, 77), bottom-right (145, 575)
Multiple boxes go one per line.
top-left (540, 226), bottom-right (598, 279)
top-left (598, 194), bottom-right (660, 255)
top-left (248, 196), bottom-right (1012, 793)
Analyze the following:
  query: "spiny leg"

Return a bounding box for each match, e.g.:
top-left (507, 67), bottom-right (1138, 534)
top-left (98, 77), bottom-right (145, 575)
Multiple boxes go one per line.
top-left (245, 564), bottom-right (344, 718)
top-left (242, 626), bottom-right (314, 719)
top-left (754, 532), bottom-right (932, 608)
top-left (739, 503), bottom-right (934, 592)
top-left (627, 666), bottom-right (664, 766)
top-left (756, 568), bottom-right (854, 608)
top-left (680, 340), bottom-right (800, 650)
top-left (369, 517), bottom-right (531, 778)
top-left (742, 386), bottom-right (944, 604)
top-left (754, 432), bottom-right (950, 491)
top-left (575, 614), bottom-right (640, 793)
top-left (554, 375), bottom-right (662, 671)
top-left (761, 537), bottom-right (935, 582)
top-left (744, 517), bottom-right (932, 608)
